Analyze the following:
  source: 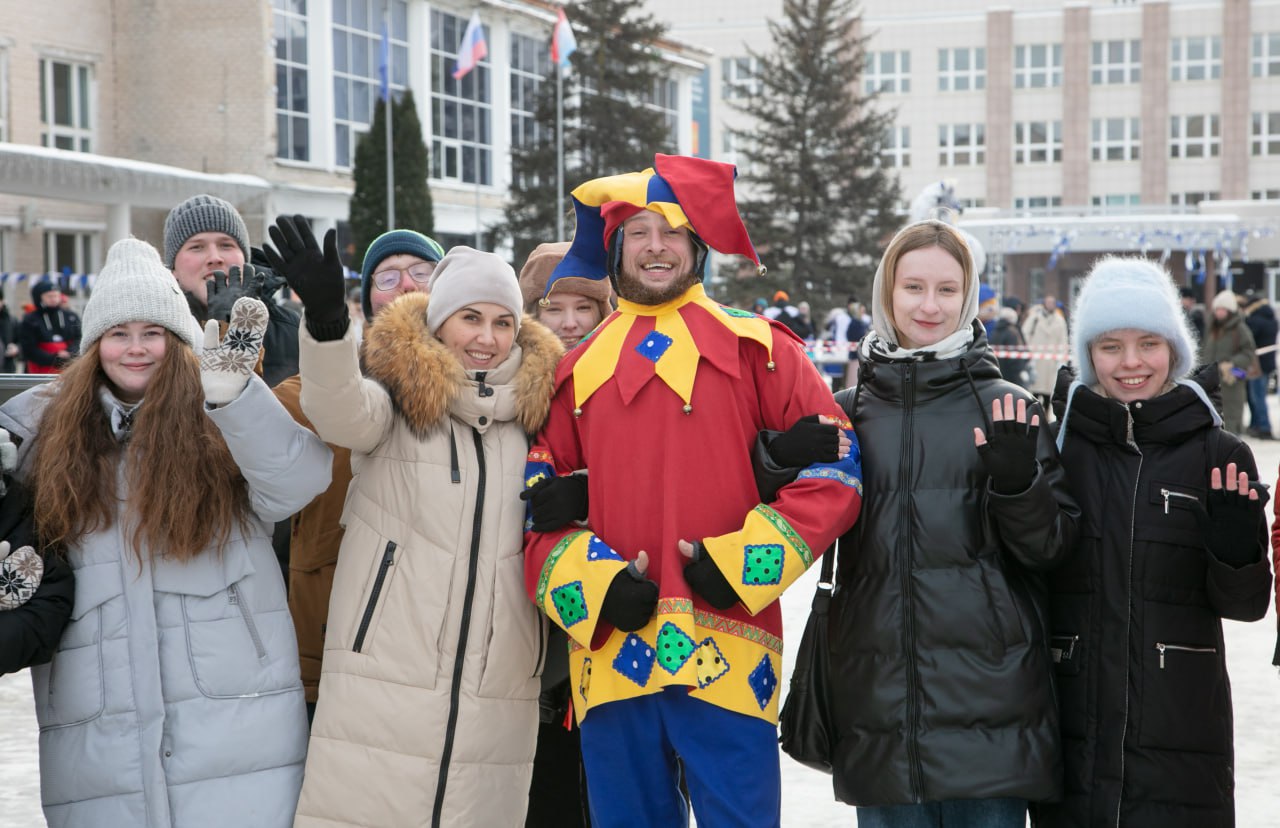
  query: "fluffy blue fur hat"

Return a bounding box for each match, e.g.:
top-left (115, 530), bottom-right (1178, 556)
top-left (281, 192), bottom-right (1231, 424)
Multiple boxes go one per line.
top-left (1070, 256), bottom-right (1197, 386)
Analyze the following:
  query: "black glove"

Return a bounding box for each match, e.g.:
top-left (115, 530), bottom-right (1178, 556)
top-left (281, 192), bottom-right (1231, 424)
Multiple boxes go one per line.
top-left (520, 475), bottom-right (588, 532)
top-left (767, 414), bottom-right (841, 468)
top-left (600, 563), bottom-right (659, 632)
top-left (262, 215), bottom-right (348, 341)
top-left (1190, 485), bottom-right (1266, 568)
top-left (205, 264), bottom-right (265, 324)
top-left (683, 541), bottom-right (739, 610)
top-left (183, 290), bottom-right (208, 325)
top-left (976, 418), bottom-right (1039, 495)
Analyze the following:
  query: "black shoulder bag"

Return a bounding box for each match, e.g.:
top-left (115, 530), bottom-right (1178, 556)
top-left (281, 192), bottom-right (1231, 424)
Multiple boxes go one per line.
top-left (778, 545), bottom-right (836, 773)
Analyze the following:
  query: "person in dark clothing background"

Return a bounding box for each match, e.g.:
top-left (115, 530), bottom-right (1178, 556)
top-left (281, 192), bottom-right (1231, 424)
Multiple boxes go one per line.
top-left (991, 305), bottom-right (1032, 388)
top-left (20, 281), bottom-right (80, 374)
top-left (1037, 257), bottom-right (1271, 828)
top-left (1242, 290), bottom-right (1276, 439)
top-left (0, 294), bottom-right (20, 372)
top-left (1181, 285), bottom-right (1206, 342)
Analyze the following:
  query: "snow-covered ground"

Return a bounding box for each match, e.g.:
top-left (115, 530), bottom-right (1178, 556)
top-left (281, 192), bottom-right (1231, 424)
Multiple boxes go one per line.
top-left (3, 439), bottom-right (1278, 827)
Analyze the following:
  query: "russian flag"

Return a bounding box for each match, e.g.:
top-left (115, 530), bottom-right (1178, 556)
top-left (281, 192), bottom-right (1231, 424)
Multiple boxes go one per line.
top-left (452, 11), bottom-right (487, 80)
top-left (551, 7), bottom-right (577, 68)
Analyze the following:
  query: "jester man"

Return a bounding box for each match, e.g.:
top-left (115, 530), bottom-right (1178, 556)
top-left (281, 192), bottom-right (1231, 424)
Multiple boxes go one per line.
top-left (522, 154), bottom-right (863, 827)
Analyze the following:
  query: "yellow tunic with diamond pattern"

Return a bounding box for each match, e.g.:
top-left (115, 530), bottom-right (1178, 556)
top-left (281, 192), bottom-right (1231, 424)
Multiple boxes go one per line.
top-left (523, 283), bottom-right (862, 724)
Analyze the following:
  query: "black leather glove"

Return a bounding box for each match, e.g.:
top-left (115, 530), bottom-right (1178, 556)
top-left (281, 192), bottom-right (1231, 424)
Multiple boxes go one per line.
top-left (767, 414), bottom-right (841, 468)
top-left (600, 563), bottom-right (658, 632)
top-left (520, 475), bottom-right (588, 532)
top-left (262, 215), bottom-right (348, 341)
top-left (976, 418), bottom-right (1039, 495)
top-left (205, 264), bottom-right (265, 324)
top-left (683, 541), bottom-right (739, 610)
top-left (1190, 485), bottom-right (1266, 568)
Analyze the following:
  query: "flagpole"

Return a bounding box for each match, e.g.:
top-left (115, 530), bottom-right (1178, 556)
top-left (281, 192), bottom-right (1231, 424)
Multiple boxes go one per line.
top-left (556, 63), bottom-right (565, 242)
top-left (383, 2), bottom-right (395, 230)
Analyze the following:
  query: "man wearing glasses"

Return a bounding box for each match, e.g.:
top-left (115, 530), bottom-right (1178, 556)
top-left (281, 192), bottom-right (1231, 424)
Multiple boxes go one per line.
top-left (276, 227), bottom-right (447, 721)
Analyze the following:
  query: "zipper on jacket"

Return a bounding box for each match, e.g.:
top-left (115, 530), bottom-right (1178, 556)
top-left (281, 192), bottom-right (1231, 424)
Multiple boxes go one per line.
top-left (1050, 634), bottom-right (1079, 664)
top-left (1159, 488), bottom-right (1199, 514)
top-left (433, 428), bottom-right (487, 828)
top-left (228, 583), bottom-right (267, 660)
top-left (353, 541), bottom-right (397, 653)
top-left (1115, 407), bottom-right (1143, 828)
top-left (899, 362), bottom-right (925, 803)
top-left (1155, 642), bottom-right (1217, 669)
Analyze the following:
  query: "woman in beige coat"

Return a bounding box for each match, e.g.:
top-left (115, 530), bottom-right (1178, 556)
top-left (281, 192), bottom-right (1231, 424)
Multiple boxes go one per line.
top-left (264, 218), bottom-right (562, 828)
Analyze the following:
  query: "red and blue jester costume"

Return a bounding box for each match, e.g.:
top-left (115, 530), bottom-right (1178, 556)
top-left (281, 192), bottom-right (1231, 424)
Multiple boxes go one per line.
top-left (522, 280), bottom-right (863, 726)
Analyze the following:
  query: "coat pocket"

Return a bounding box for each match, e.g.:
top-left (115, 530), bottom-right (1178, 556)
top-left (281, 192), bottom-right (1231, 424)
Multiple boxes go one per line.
top-left (477, 554), bottom-right (544, 700)
top-left (353, 541), bottom-right (397, 653)
top-left (34, 562), bottom-right (122, 730)
top-left (1138, 600), bottom-right (1230, 754)
top-left (156, 544), bottom-right (299, 699)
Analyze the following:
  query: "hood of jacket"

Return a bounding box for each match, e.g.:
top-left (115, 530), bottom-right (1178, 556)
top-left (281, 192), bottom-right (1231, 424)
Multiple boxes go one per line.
top-left (362, 292), bottom-right (561, 438)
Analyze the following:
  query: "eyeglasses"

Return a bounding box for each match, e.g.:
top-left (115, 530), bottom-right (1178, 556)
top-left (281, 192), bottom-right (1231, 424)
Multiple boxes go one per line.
top-left (372, 263), bottom-right (435, 291)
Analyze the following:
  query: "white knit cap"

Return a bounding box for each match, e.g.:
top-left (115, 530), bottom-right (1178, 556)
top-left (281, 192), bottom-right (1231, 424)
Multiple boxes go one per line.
top-left (82, 239), bottom-right (200, 350)
top-left (1211, 290), bottom-right (1239, 313)
top-left (425, 246), bottom-right (523, 335)
top-left (1070, 256), bottom-right (1197, 386)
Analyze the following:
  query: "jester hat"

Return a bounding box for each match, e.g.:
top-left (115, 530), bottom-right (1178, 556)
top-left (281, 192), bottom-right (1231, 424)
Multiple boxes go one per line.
top-left (544, 154), bottom-right (763, 303)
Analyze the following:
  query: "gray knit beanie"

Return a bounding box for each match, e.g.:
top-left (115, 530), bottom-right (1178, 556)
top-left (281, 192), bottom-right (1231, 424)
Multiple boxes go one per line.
top-left (1070, 256), bottom-right (1197, 386)
top-left (425, 246), bottom-right (523, 336)
top-left (83, 239), bottom-right (200, 350)
top-left (162, 194), bottom-right (250, 268)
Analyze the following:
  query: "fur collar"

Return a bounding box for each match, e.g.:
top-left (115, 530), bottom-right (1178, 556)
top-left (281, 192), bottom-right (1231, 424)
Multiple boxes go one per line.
top-left (362, 292), bottom-right (562, 438)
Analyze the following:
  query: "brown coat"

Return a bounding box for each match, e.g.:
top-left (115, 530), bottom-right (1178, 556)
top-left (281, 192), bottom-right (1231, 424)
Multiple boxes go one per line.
top-left (273, 375), bottom-right (352, 704)
top-left (292, 293), bottom-right (562, 828)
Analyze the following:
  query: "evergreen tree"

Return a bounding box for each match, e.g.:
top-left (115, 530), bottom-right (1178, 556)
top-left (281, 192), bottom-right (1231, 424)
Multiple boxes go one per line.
top-left (735, 0), bottom-right (901, 307)
top-left (349, 90), bottom-right (435, 271)
top-left (494, 0), bottom-right (674, 267)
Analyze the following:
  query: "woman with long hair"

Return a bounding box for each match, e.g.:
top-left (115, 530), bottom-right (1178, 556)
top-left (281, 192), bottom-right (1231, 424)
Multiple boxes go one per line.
top-left (791, 220), bottom-right (1079, 827)
top-left (0, 238), bottom-right (331, 828)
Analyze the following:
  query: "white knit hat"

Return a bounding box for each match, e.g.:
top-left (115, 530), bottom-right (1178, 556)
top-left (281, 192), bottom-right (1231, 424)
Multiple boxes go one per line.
top-left (1070, 256), bottom-right (1197, 386)
top-left (1211, 290), bottom-right (1239, 313)
top-left (82, 239), bottom-right (200, 350)
top-left (425, 246), bottom-right (523, 335)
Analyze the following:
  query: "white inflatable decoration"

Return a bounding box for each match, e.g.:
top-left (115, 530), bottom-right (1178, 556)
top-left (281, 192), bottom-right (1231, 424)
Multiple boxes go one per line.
top-left (907, 179), bottom-right (986, 277)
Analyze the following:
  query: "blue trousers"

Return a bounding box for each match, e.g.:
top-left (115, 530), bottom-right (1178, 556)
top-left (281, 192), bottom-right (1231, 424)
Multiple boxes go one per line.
top-left (1246, 374), bottom-right (1272, 434)
top-left (856, 798), bottom-right (1028, 828)
top-left (579, 688), bottom-right (781, 828)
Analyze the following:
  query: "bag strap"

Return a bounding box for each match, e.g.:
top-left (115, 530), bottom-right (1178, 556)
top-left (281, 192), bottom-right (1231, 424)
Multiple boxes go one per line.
top-left (812, 543), bottom-right (836, 614)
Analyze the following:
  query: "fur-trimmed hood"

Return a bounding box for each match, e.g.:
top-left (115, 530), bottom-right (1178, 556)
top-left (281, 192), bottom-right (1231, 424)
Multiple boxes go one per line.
top-left (362, 292), bottom-right (562, 437)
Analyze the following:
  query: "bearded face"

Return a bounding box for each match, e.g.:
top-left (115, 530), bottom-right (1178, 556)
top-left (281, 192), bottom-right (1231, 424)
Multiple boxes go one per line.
top-left (614, 211), bottom-right (699, 305)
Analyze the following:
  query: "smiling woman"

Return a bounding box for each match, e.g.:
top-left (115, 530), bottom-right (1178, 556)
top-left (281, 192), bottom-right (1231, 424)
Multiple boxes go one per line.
top-left (98, 322), bottom-right (168, 403)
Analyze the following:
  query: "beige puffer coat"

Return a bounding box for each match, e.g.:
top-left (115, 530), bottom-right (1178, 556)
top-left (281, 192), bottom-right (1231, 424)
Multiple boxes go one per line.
top-left (292, 293), bottom-right (562, 828)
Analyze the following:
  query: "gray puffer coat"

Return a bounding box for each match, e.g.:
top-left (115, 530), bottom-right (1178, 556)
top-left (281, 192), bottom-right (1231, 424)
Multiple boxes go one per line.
top-left (0, 376), bottom-right (332, 828)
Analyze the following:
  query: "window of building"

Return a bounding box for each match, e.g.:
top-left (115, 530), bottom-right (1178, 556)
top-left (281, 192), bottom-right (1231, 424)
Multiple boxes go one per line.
top-left (938, 47), bottom-right (985, 92)
top-left (1090, 117), bottom-right (1140, 161)
top-left (1253, 112), bottom-right (1280, 156)
top-left (1253, 33), bottom-right (1280, 77)
top-left (1252, 189), bottom-right (1280, 200)
top-left (938, 123), bottom-right (985, 165)
top-left (1170, 191), bottom-right (1218, 207)
top-left (1014, 44), bottom-right (1062, 89)
top-left (1014, 121), bottom-right (1062, 164)
top-left (510, 32), bottom-right (549, 151)
top-left (1090, 194), bottom-right (1140, 207)
top-left (1091, 39), bottom-right (1141, 84)
top-left (332, 0), bottom-right (409, 169)
top-left (273, 0), bottom-right (310, 162)
top-left (430, 9), bottom-right (492, 186)
top-left (646, 77), bottom-right (679, 154)
top-left (1169, 114), bottom-right (1220, 158)
top-left (43, 231), bottom-right (94, 277)
top-left (958, 198), bottom-right (985, 209)
top-left (1170, 36), bottom-right (1221, 82)
top-left (39, 58), bottom-right (93, 152)
top-left (878, 125), bottom-right (910, 167)
top-left (1013, 196), bottom-right (1062, 213)
top-left (865, 50), bottom-right (910, 94)
top-left (721, 57), bottom-right (761, 100)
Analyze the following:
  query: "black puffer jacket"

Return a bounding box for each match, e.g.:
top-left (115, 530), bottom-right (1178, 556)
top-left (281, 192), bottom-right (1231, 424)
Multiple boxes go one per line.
top-left (1033, 367), bottom-right (1272, 828)
top-left (0, 477), bottom-right (74, 676)
top-left (828, 323), bottom-right (1080, 807)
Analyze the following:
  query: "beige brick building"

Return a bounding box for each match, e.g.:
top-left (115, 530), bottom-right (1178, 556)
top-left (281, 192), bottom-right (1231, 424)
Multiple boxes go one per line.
top-left (0, 0), bottom-right (707, 303)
